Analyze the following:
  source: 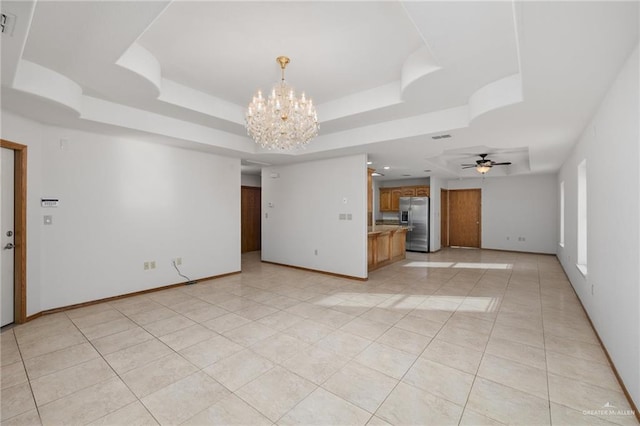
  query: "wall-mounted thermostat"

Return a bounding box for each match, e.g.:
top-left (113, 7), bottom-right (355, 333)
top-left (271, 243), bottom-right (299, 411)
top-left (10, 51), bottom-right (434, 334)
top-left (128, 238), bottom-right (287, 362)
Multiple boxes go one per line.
top-left (41, 198), bottom-right (59, 208)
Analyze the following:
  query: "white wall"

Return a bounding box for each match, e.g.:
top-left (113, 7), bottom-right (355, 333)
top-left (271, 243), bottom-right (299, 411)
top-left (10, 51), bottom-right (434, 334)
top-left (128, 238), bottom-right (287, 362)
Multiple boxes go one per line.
top-left (261, 155), bottom-right (368, 279)
top-left (429, 177), bottom-right (442, 252)
top-left (446, 174), bottom-right (558, 254)
top-left (241, 173), bottom-right (261, 187)
top-left (557, 46), bottom-right (639, 407)
top-left (1, 111), bottom-right (241, 313)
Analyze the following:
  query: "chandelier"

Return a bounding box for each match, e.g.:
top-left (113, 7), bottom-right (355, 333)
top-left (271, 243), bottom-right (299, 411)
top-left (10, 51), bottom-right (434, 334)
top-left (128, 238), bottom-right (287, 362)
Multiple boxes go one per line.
top-left (245, 56), bottom-right (319, 150)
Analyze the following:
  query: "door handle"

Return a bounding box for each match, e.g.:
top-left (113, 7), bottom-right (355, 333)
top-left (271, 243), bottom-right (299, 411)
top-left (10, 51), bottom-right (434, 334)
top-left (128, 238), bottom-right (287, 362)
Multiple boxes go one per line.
top-left (4, 243), bottom-right (14, 250)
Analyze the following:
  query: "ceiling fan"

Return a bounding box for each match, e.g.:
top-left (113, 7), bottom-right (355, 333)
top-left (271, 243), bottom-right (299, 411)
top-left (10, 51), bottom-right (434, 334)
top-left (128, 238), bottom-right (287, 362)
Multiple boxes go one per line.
top-left (461, 154), bottom-right (512, 174)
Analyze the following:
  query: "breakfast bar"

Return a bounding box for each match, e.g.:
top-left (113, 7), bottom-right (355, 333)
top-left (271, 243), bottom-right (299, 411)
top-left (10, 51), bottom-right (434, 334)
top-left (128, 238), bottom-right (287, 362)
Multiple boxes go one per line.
top-left (367, 225), bottom-right (407, 271)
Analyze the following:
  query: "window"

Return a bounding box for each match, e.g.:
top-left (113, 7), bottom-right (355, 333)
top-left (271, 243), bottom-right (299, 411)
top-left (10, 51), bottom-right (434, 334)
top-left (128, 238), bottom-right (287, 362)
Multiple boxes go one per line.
top-left (559, 181), bottom-right (565, 247)
top-left (577, 160), bottom-right (587, 276)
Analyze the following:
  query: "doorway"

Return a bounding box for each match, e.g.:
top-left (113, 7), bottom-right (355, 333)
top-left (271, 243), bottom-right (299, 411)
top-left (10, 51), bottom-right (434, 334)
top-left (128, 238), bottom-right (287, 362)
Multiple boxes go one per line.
top-left (446, 188), bottom-right (481, 248)
top-left (1, 140), bottom-right (27, 325)
top-left (241, 186), bottom-right (261, 253)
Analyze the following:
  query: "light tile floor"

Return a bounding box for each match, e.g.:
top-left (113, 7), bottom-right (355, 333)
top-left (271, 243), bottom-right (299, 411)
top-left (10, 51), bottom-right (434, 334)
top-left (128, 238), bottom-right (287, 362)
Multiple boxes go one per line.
top-left (1, 249), bottom-right (638, 425)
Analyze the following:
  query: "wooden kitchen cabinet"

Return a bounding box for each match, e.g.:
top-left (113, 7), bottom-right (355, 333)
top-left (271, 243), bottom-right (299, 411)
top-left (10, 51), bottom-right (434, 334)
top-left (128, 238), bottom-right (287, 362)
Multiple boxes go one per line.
top-left (401, 187), bottom-right (416, 197)
top-left (380, 185), bottom-right (431, 212)
top-left (390, 189), bottom-right (402, 211)
top-left (367, 168), bottom-right (374, 225)
top-left (379, 188), bottom-right (392, 211)
top-left (415, 186), bottom-right (430, 197)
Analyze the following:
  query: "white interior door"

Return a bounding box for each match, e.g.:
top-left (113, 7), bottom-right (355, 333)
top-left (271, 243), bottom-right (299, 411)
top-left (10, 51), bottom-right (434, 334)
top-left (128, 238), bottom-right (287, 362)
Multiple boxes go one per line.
top-left (1, 147), bottom-right (15, 327)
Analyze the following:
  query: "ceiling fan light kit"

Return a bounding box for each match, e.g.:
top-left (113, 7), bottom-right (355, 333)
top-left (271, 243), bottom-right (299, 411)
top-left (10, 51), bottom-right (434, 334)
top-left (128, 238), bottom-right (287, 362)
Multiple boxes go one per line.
top-left (476, 165), bottom-right (492, 174)
top-left (245, 56), bottom-right (319, 151)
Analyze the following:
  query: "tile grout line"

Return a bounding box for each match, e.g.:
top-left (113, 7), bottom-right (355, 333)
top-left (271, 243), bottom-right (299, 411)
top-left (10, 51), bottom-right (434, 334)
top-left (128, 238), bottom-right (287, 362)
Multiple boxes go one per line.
top-left (538, 254), bottom-right (555, 425)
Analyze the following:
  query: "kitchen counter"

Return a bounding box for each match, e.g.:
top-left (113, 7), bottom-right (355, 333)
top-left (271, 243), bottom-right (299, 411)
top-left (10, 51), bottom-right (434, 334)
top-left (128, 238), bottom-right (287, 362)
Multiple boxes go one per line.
top-left (367, 226), bottom-right (407, 271)
top-left (368, 224), bottom-right (407, 235)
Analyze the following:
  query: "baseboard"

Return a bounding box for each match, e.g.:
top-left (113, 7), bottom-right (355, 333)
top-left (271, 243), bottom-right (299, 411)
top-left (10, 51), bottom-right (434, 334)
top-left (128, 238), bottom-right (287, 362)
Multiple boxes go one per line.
top-left (260, 260), bottom-right (368, 281)
top-left (558, 260), bottom-right (639, 422)
top-left (25, 271), bottom-right (241, 321)
top-left (480, 247), bottom-right (557, 256)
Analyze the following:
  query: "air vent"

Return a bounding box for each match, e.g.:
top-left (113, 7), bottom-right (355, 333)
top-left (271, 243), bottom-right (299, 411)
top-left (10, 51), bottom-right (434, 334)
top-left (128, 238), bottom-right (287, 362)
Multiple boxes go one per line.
top-left (431, 134), bottom-right (451, 140)
top-left (402, 174), bottom-right (411, 177)
top-left (1, 13), bottom-right (16, 36)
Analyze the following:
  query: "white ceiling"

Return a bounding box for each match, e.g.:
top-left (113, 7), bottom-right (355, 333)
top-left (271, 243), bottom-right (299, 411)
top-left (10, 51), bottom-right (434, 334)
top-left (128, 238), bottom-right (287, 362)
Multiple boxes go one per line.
top-left (1, 1), bottom-right (638, 180)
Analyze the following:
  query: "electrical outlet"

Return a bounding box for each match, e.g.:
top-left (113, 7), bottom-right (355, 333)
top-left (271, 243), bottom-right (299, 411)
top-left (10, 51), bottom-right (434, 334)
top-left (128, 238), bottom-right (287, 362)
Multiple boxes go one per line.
top-left (150, 261), bottom-right (156, 269)
top-left (144, 262), bottom-right (149, 270)
top-left (591, 284), bottom-right (594, 295)
top-left (314, 249), bottom-right (318, 255)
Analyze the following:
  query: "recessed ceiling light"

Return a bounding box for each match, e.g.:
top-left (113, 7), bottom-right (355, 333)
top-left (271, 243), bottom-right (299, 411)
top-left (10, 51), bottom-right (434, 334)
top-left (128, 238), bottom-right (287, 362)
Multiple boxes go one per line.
top-left (371, 172), bottom-right (384, 177)
top-left (383, 166), bottom-right (390, 170)
top-left (367, 161), bottom-right (373, 165)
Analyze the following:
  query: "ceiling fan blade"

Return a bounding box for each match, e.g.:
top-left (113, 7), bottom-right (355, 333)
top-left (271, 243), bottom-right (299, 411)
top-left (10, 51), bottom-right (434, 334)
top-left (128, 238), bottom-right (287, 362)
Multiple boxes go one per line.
top-left (461, 163), bottom-right (476, 167)
top-left (461, 165), bottom-right (477, 169)
top-left (491, 162), bottom-right (512, 166)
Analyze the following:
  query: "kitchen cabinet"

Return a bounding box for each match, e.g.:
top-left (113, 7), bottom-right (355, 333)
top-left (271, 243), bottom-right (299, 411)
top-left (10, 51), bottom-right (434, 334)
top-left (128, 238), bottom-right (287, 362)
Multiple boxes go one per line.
top-left (367, 168), bottom-right (374, 226)
top-left (390, 189), bottom-right (402, 211)
top-left (368, 226), bottom-right (407, 271)
top-left (380, 185), bottom-right (430, 212)
top-left (379, 188), bottom-right (392, 211)
top-left (416, 186), bottom-right (430, 197)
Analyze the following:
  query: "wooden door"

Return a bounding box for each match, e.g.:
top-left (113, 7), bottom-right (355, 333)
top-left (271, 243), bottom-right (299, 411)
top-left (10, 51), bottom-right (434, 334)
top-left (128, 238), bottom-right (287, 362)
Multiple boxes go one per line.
top-left (0, 139), bottom-right (26, 324)
top-left (441, 189), bottom-right (449, 247)
top-left (1, 148), bottom-right (14, 326)
top-left (448, 189), bottom-right (481, 248)
top-left (241, 186), bottom-right (261, 253)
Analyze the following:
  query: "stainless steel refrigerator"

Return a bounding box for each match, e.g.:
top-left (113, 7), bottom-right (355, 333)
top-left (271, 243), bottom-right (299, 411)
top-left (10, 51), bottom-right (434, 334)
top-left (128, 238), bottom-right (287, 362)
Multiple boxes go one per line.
top-left (399, 197), bottom-right (430, 252)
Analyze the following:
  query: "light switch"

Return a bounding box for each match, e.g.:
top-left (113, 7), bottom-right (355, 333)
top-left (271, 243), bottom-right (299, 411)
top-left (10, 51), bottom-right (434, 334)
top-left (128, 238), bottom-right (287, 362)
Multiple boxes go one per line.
top-left (44, 215), bottom-right (53, 225)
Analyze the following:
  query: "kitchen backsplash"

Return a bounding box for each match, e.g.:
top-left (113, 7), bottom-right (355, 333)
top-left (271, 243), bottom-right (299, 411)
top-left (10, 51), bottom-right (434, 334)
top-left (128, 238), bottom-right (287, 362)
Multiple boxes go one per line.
top-left (380, 212), bottom-right (400, 222)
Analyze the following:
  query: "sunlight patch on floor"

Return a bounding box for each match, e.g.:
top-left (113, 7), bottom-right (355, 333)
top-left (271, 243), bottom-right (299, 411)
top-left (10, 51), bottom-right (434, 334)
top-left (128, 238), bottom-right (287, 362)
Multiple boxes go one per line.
top-left (404, 261), bottom-right (512, 270)
top-left (313, 293), bottom-right (499, 313)
top-left (403, 261), bottom-right (455, 268)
